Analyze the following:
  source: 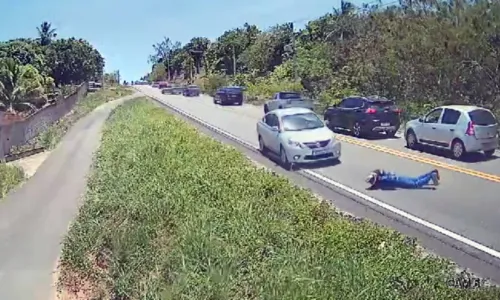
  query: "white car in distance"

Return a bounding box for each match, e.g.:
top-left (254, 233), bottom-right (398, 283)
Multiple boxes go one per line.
top-left (256, 107), bottom-right (341, 170)
top-left (405, 105), bottom-right (498, 159)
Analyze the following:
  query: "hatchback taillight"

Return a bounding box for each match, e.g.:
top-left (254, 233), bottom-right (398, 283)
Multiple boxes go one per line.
top-left (465, 121), bottom-right (475, 136)
top-left (365, 108), bottom-right (377, 114)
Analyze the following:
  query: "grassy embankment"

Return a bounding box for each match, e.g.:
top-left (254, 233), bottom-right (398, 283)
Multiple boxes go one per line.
top-left (38, 85), bottom-right (133, 149)
top-left (58, 98), bottom-right (500, 299)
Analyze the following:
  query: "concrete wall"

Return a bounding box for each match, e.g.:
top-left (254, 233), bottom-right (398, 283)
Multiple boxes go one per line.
top-left (0, 82), bottom-right (88, 159)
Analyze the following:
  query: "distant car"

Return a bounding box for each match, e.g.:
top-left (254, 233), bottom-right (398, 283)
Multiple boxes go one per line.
top-left (152, 82), bottom-right (160, 88)
top-left (171, 85), bottom-right (186, 95)
top-left (213, 86), bottom-right (243, 105)
top-left (158, 81), bottom-right (170, 89)
top-left (88, 81), bottom-right (102, 92)
top-left (256, 107), bottom-right (341, 170)
top-left (183, 85), bottom-right (201, 97)
top-left (323, 95), bottom-right (401, 138)
top-left (161, 87), bottom-right (173, 94)
top-left (263, 92), bottom-right (314, 114)
top-left (405, 105), bottom-right (498, 159)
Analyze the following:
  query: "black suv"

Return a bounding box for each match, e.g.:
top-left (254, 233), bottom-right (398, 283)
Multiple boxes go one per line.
top-left (183, 85), bottom-right (201, 97)
top-left (323, 96), bottom-right (401, 138)
top-left (213, 86), bottom-right (243, 105)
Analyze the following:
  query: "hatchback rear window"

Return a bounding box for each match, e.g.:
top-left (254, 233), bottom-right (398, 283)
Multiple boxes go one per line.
top-left (280, 93), bottom-right (301, 100)
top-left (468, 109), bottom-right (497, 126)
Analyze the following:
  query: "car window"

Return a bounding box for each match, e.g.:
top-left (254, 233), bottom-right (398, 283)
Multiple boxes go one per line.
top-left (282, 112), bottom-right (324, 131)
top-left (468, 109), bottom-right (497, 126)
top-left (279, 92), bottom-right (301, 100)
top-left (441, 108), bottom-right (461, 125)
top-left (424, 108), bottom-right (443, 123)
top-left (265, 114), bottom-right (278, 127)
top-left (352, 98), bottom-right (364, 108)
top-left (369, 101), bottom-right (395, 110)
top-left (340, 98), bottom-right (355, 108)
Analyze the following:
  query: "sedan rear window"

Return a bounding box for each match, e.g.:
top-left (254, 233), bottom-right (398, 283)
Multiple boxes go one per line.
top-left (468, 109), bottom-right (497, 126)
top-left (282, 113), bottom-right (324, 131)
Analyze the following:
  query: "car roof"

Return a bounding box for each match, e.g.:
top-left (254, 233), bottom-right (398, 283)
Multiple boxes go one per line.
top-left (438, 105), bottom-right (490, 113)
top-left (271, 107), bottom-right (314, 117)
top-left (343, 95), bottom-right (392, 102)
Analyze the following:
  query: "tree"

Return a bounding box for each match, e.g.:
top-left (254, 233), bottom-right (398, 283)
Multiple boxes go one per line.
top-left (45, 38), bottom-right (104, 86)
top-left (148, 37), bottom-right (181, 81)
top-left (37, 22), bottom-right (57, 46)
top-left (0, 58), bottom-right (47, 112)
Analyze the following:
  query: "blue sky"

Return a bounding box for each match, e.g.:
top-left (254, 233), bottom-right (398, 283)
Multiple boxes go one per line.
top-left (0, 0), bottom-right (365, 81)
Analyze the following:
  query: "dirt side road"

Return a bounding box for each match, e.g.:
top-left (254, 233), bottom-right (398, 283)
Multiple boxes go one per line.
top-left (0, 92), bottom-right (140, 300)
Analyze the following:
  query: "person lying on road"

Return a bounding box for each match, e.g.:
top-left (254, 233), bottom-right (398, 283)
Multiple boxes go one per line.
top-left (365, 169), bottom-right (440, 190)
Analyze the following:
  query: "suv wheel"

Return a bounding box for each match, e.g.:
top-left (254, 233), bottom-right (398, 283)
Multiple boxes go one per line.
top-left (352, 122), bottom-right (362, 138)
top-left (451, 139), bottom-right (466, 159)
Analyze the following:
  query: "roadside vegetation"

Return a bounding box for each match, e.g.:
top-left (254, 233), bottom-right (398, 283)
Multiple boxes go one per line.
top-left (38, 86), bottom-right (133, 149)
top-left (0, 21), bottom-right (123, 118)
top-left (0, 163), bottom-right (24, 199)
top-left (144, 0), bottom-right (500, 120)
top-left (58, 99), bottom-right (500, 299)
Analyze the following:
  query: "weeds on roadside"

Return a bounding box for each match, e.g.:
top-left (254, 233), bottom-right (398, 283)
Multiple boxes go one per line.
top-left (0, 163), bottom-right (24, 198)
top-left (59, 99), bottom-right (500, 299)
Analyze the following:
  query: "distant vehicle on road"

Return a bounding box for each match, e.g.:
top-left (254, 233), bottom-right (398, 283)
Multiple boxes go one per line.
top-left (263, 91), bottom-right (314, 114)
top-left (323, 95), bottom-right (401, 138)
top-left (88, 81), bottom-right (102, 92)
top-left (213, 86), bottom-right (243, 105)
top-left (152, 82), bottom-right (160, 88)
top-left (405, 105), bottom-right (498, 159)
top-left (183, 85), bottom-right (201, 97)
top-left (256, 107), bottom-right (341, 170)
top-left (158, 81), bottom-right (170, 89)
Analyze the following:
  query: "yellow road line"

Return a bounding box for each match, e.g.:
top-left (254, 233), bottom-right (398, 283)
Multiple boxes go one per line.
top-left (336, 135), bottom-right (500, 183)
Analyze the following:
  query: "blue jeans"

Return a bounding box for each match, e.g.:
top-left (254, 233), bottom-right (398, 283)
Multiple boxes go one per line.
top-left (379, 171), bottom-right (434, 188)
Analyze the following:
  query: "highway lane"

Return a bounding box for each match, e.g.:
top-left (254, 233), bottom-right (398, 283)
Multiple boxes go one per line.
top-left (136, 85), bottom-right (500, 256)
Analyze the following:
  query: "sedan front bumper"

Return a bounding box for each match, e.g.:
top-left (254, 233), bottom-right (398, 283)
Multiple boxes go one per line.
top-left (285, 141), bottom-right (341, 163)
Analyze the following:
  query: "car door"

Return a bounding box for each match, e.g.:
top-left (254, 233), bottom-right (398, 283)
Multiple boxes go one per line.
top-left (262, 113), bottom-right (281, 152)
top-left (434, 108), bottom-right (461, 148)
top-left (330, 98), bottom-right (349, 128)
top-left (420, 108), bottom-right (444, 146)
top-left (339, 98), bottom-right (357, 129)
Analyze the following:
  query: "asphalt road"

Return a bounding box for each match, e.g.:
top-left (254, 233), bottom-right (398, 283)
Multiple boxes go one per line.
top-left (136, 86), bottom-right (500, 268)
top-left (0, 93), bottom-right (139, 300)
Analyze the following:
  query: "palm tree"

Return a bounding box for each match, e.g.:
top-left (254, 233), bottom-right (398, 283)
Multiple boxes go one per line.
top-left (37, 22), bottom-right (57, 46)
top-left (0, 58), bottom-right (43, 112)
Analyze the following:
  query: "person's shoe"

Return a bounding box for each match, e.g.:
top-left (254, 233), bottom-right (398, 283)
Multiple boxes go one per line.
top-left (431, 170), bottom-right (440, 186)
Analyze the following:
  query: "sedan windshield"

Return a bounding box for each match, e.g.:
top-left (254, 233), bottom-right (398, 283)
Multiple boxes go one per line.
top-left (282, 113), bottom-right (324, 131)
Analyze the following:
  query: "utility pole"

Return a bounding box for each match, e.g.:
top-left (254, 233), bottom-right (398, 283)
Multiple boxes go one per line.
top-left (290, 22), bottom-right (298, 82)
top-left (232, 45), bottom-right (237, 75)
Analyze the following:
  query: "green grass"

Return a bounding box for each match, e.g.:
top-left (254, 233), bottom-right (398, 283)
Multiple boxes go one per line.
top-left (58, 98), bottom-right (500, 299)
top-left (38, 85), bottom-right (133, 149)
top-left (0, 163), bottom-right (24, 199)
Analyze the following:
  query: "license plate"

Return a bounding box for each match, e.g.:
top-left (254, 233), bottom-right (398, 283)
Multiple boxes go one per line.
top-left (312, 149), bottom-right (330, 156)
top-left (381, 122), bottom-right (390, 126)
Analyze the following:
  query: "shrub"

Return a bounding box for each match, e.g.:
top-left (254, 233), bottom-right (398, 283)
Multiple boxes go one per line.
top-left (59, 99), bottom-right (500, 299)
top-left (199, 73), bottom-right (228, 96)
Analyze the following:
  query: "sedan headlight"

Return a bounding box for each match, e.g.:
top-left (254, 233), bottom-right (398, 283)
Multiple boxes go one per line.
top-left (287, 139), bottom-right (303, 148)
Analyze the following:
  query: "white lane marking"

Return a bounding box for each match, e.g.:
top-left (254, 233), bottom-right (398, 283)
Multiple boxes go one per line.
top-left (139, 88), bottom-right (500, 260)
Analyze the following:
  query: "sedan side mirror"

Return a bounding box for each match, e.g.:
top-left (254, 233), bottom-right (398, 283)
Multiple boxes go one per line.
top-left (418, 117), bottom-right (424, 123)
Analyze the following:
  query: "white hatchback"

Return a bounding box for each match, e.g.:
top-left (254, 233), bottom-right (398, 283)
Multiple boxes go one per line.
top-left (256, 107), bottom-right (341, 169)
top-left (405, 105), bottom-right (498, 159)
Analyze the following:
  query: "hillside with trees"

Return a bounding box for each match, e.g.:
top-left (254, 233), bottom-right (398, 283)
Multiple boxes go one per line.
top-left (0, 22), bottom-right (104, 115)
top-left (146, 0), bottom-right (500, 119)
